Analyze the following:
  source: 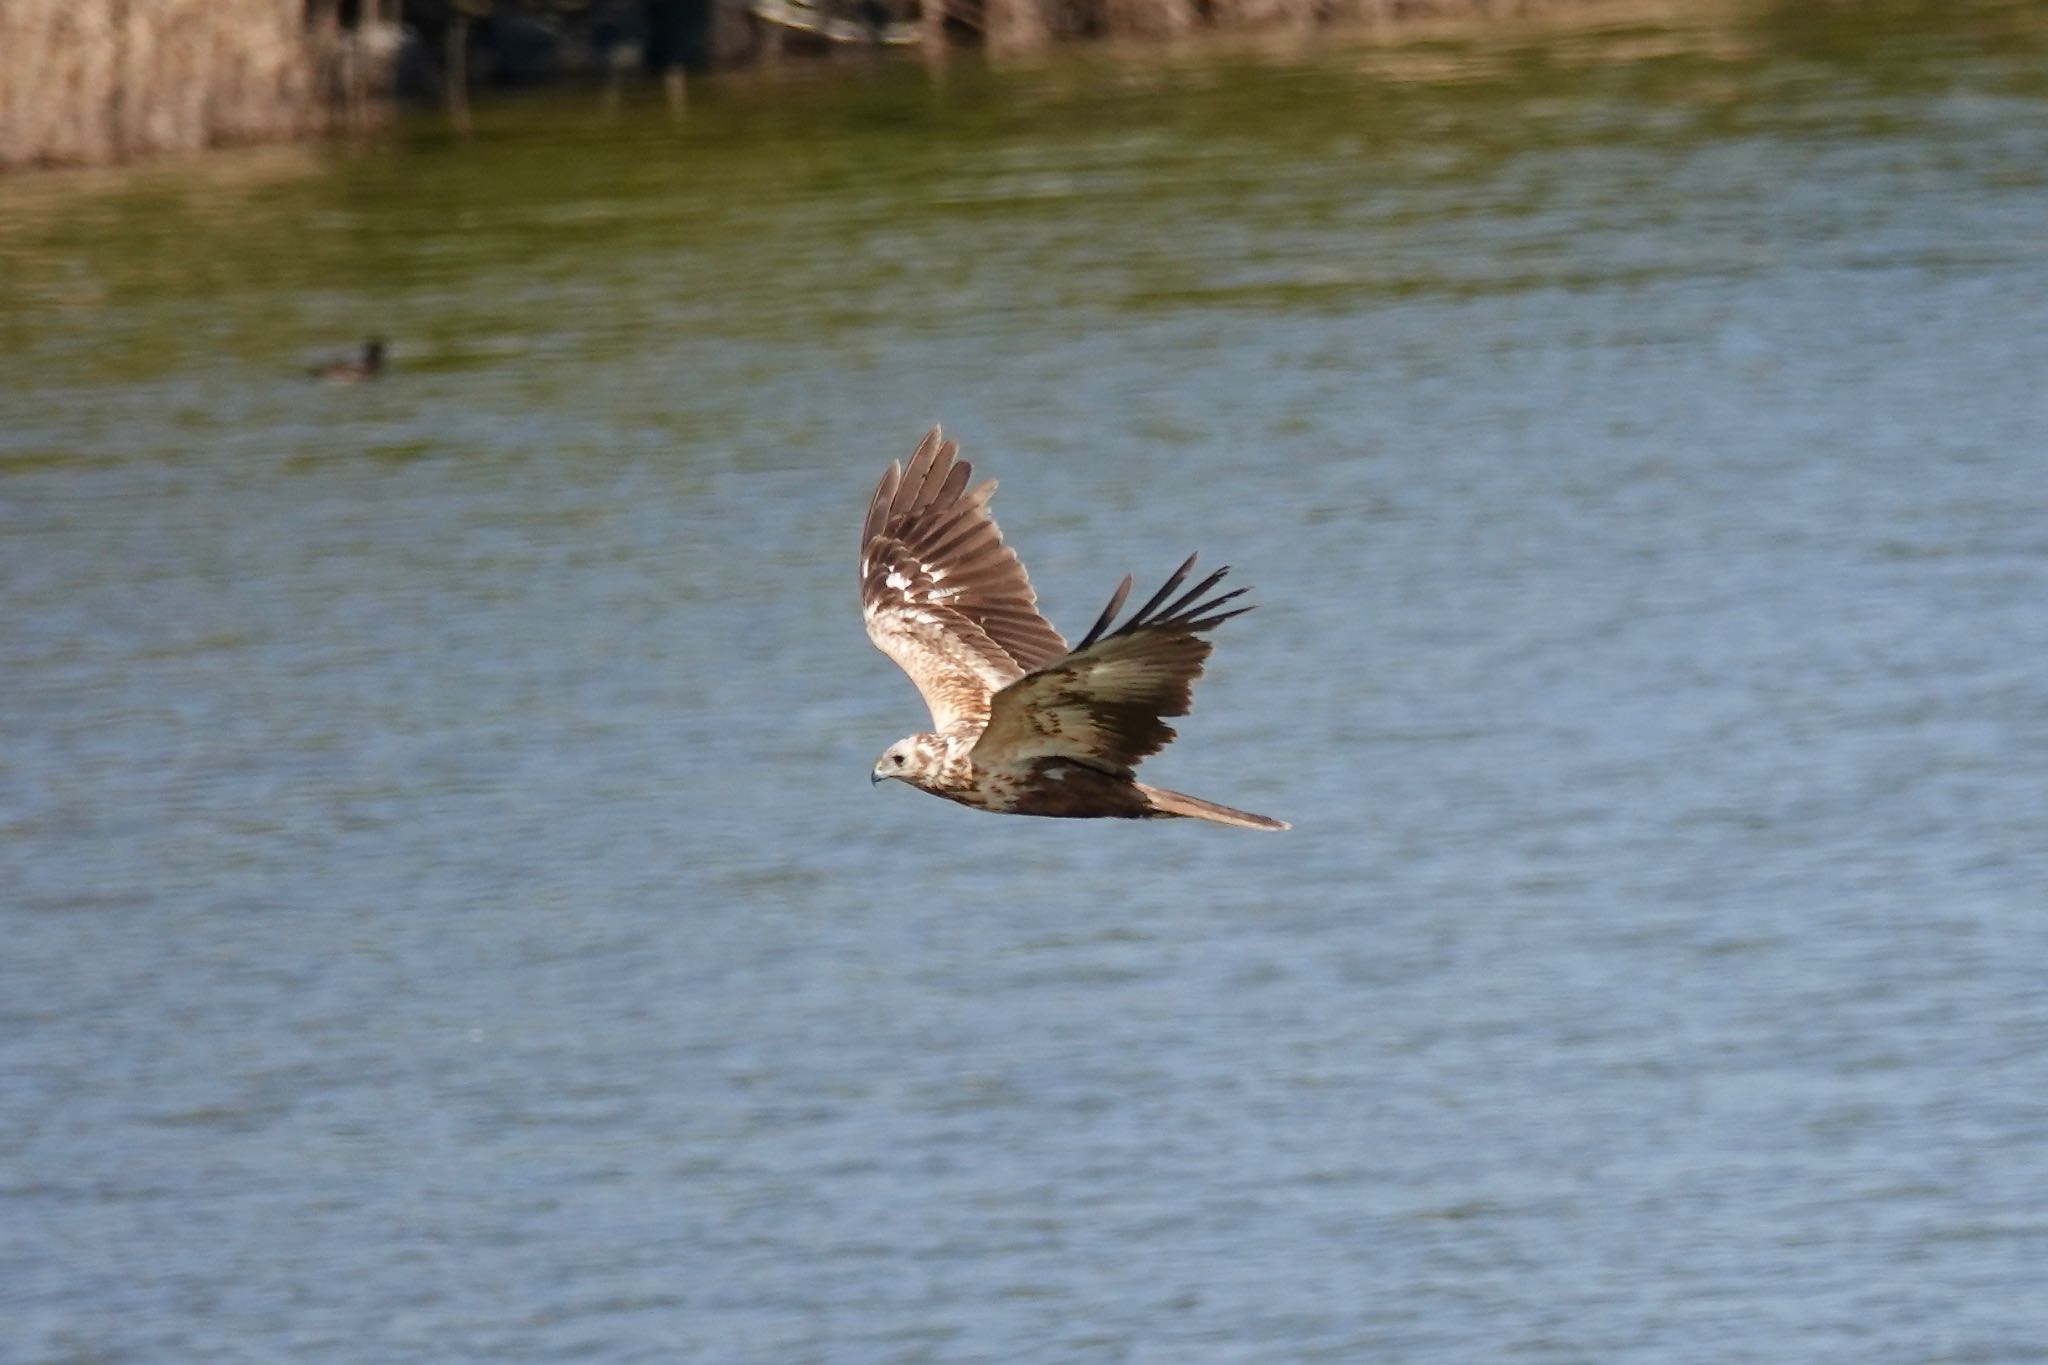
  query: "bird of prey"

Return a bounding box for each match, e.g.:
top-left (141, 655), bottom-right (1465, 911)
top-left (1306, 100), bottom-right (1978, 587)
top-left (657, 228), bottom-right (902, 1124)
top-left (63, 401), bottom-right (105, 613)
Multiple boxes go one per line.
top-left (861, 428), bottom-right (1287, 831)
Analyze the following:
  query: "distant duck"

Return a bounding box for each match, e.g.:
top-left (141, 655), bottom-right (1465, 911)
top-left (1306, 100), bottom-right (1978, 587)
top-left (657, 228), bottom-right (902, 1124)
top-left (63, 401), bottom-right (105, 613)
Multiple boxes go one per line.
top-left (310, 338), bottom-right (385, 383)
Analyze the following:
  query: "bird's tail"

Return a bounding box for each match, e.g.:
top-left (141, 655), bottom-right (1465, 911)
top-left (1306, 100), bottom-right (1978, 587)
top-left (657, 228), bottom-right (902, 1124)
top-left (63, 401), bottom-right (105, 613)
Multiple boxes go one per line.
top-left (1136, 783), bottom-right (1289, 831)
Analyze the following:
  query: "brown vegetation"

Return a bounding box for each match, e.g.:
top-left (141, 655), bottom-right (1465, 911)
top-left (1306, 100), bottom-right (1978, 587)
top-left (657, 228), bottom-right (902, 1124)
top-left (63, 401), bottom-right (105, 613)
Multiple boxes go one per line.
top-left (0, 0), bottom-right (322, 171)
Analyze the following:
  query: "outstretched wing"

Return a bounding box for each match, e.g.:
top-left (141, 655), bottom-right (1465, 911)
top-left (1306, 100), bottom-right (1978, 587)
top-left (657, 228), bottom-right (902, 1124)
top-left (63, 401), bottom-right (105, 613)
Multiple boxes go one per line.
top-left (970, 554), bottom-right (1252, 777)
top-left (861, 427), bottom-right (1070, 733)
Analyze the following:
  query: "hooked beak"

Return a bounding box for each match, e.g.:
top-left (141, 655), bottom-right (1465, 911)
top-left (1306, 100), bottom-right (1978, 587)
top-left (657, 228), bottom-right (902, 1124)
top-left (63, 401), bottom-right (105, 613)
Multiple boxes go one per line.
top-left (870, 768), bottom-right (883, 787)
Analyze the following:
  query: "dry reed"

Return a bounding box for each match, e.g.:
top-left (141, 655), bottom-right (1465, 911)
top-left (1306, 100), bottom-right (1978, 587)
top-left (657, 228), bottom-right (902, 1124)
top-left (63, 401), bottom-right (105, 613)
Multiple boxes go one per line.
top-left (1, 0), bottom-right (322, 171)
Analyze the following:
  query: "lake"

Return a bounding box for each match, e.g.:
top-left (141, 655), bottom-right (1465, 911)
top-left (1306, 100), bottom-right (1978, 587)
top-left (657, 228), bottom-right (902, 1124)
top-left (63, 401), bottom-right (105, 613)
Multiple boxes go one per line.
top-left (4, 3), bottom-right (2047, 1360)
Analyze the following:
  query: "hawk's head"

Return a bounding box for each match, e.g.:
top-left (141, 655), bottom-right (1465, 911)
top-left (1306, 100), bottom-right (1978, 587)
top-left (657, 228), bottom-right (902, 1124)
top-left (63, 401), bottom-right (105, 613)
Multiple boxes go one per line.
top-left (872, 733), bottom-right (946, 789)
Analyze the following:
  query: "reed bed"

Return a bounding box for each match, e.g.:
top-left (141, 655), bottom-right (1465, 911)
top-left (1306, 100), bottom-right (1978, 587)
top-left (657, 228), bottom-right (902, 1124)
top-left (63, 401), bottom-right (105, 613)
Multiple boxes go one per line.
top-left (1, 0), bottom-right (319, 170)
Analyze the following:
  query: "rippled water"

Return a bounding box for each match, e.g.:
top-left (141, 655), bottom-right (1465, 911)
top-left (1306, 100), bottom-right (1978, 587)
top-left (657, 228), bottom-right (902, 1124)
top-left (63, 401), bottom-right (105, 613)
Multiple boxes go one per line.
top-left (6, 4), bottom-right (2048, 1360)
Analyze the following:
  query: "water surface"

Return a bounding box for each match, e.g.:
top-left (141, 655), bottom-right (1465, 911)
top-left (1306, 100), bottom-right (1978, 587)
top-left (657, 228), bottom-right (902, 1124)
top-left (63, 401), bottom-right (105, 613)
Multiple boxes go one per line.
top-left (5, 4), bottom-right (2048, 1360)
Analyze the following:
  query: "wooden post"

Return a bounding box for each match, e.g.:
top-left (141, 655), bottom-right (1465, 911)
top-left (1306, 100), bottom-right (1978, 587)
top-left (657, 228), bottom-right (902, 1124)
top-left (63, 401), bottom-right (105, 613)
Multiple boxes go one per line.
top-left (446, 13), bottom-right (472, 134)
top-left (645, 0), bottom-right (695, 112)
top-left (983, 0), bottom-right (1049, 57)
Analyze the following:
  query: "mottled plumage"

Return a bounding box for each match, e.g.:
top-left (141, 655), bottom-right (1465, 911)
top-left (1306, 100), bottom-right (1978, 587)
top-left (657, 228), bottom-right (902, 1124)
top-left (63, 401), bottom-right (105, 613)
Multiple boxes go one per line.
top-left (862, 427), bottom-right (1286, 831)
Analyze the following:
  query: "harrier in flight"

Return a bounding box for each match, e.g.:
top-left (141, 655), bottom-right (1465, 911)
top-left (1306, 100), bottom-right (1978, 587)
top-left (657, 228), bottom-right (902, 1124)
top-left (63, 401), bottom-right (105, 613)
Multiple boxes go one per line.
top-left (861, 428), bottom-right (1287, 831)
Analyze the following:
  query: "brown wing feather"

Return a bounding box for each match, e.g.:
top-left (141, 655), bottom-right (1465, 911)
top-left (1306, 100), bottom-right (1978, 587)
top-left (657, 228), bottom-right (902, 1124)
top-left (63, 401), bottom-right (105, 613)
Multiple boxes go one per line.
top-left (861, 427), bottom-right (1070, 733)
top-left (971, 555), bottom-right (1252, 777)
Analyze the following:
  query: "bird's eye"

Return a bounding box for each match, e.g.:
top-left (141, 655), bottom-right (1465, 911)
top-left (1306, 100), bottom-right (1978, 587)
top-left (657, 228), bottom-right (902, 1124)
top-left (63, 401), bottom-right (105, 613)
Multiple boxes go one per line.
top-left (892, 754), bottom-right (905, 766)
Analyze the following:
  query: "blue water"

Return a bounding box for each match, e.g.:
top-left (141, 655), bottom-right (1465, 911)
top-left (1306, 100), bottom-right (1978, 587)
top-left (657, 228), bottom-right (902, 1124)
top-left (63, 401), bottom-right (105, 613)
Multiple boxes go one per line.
top-left (5, 7), bottom-right (2048, 1360)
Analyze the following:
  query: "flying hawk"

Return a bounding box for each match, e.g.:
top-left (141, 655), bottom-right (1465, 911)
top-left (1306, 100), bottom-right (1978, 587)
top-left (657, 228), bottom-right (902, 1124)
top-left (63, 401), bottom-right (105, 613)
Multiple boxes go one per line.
top-left (861, 427), bottom-right (1288, 831)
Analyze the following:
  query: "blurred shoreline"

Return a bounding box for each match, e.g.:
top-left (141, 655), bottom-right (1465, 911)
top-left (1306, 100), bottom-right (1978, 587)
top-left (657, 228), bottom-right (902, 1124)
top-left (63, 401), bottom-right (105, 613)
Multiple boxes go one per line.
top-left (5, 0), bottom-right (1786, 174)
